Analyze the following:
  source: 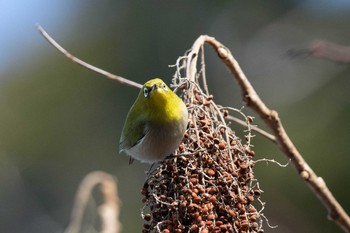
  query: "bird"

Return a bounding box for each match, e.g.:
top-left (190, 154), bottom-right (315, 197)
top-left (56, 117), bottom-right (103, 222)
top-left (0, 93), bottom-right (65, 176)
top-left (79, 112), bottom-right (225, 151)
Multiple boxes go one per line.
top-left (119, 78), bottom-right (188, 163)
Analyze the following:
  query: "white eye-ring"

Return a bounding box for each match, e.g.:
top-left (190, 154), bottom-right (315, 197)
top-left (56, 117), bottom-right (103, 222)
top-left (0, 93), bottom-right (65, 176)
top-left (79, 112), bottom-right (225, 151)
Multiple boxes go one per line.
top-left (143, 87), bottom-right (149, 98)
top-left (161, 83), bottom-right (168, 91)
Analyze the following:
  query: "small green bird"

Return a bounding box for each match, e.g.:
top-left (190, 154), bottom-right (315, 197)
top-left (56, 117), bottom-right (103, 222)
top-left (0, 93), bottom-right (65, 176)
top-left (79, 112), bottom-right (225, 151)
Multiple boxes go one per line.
top-left (119, 78), bottom-right (188, 163)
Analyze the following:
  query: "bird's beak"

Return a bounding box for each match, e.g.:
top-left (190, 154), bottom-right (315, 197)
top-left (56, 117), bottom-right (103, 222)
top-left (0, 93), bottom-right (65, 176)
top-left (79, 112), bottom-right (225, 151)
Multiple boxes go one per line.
top-left (151, 84), bottom-right (159, 91)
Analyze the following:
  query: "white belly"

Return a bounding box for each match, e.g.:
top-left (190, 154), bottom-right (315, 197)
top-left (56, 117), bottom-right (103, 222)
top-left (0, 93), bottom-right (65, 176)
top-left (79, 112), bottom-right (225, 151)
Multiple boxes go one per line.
top-left (128, 120), bottom-right (187, 163)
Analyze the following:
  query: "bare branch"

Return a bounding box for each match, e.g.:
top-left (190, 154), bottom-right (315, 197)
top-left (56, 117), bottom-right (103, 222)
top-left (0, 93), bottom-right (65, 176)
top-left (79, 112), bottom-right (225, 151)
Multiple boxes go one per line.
top-left (63, 171), bottom-right (121, 233)
top-left (225, 115), bottom-right (276, 143)
top-left (185, 35), bottom-right (350, 232)
top-left (36, 24), bottom-right (142, 89)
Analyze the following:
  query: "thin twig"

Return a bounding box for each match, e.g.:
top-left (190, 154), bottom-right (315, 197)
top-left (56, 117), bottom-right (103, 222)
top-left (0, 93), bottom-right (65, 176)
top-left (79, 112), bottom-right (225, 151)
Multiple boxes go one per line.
top-left (185, 35), bottom-right (350, 232)
top-left (254, 158), bottom-right (290, 167)
top-left (36, 24), bottom-right (142, 89)
top-left (225, 115), bottom-right (276, 143)
top-left (200, 44), bottom-right (210, 95)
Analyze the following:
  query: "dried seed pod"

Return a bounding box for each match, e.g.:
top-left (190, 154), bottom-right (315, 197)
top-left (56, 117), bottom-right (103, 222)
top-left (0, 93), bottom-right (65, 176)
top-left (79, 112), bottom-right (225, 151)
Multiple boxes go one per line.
top-left (190, 224), bottom-right (198, 231)
top-left (247, 116), bottom-right (254, 123)
top-left (207, 95), bottom-right (214, 101)
top-left (218, 142), bottom-right (226, 150)
top-left (250, 214), bottom-right (258, 222)
top-left (141, 74), bottom-right (265, 232)
top-left (207, 169), bottom-right (216, 176)
top-left (144, 214), bottom-right (151, 221)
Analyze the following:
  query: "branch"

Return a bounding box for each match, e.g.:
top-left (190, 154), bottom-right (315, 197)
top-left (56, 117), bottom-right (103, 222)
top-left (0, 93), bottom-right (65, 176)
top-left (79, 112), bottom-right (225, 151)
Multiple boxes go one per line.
top-left (185, 35), bottom-right (350, 232)
top-left (63, 171), bottom-right (121, 233)
top-left (225, 115), bottom-right (276, 143)
top-left (36, 24), bottom-right (142, 89)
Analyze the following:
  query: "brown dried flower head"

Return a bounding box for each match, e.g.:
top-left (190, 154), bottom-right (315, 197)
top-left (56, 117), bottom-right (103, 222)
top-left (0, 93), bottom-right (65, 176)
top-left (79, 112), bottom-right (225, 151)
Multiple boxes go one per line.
top-left (141, 55), bottom-right (265, 233)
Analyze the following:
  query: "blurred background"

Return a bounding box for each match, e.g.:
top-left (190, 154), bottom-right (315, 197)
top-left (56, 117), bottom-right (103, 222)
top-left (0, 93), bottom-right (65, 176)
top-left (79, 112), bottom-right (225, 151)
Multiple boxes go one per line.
top-left (1, 1), bottom-right (349, 232)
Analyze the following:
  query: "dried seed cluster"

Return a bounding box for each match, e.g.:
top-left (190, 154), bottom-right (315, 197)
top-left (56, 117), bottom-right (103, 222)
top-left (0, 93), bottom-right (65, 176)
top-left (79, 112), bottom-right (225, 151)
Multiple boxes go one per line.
top-left (141, 81), bottom-right (264, 233)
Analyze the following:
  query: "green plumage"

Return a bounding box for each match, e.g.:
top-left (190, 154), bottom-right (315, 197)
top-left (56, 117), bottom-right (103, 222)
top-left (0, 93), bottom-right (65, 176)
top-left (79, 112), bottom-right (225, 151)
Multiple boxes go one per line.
top-left (119, 78), bottom-right (188, 163)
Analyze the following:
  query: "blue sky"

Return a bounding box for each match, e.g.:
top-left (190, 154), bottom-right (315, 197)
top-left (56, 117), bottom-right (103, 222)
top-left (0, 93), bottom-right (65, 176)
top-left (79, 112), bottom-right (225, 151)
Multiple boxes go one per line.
top-left (0, 1), bottom-right (78, 75)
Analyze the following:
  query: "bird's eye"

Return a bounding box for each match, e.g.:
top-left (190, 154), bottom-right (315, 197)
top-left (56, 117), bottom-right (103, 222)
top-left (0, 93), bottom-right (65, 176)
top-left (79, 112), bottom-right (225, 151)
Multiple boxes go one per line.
top-left (143, 87), bottom-right (149, 98)
top-left (161, 83), bottom-right (168, 91)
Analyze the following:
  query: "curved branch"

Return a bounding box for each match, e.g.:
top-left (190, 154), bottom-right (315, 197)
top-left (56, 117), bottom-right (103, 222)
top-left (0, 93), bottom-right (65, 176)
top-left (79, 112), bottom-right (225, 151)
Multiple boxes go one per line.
top-left (36, 24), bottom-right (142, 89)
top-left (186, 35), bottom-right (350, 233)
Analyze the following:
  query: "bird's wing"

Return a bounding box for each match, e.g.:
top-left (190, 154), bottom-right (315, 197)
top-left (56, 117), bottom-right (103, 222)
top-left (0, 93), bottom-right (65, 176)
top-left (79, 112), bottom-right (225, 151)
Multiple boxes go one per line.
top-left (119, 118), bottom-right (146, 151)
